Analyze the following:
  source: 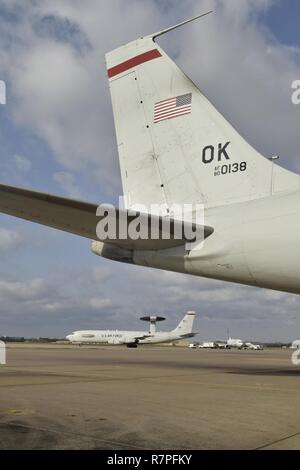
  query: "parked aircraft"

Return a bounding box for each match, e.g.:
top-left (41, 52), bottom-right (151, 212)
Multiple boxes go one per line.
top-left (213, 341), bottom-right (227, 349)
top-left (1, 12), bottom-right (300, 295)
top-left (227, 338), bottom-right (244, 349)
top-left (66, 311), bottom-right (196, 348)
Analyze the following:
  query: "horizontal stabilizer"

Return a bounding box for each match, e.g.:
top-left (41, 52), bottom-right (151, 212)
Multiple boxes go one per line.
top-left (0, 184), bottom-right (213, 251)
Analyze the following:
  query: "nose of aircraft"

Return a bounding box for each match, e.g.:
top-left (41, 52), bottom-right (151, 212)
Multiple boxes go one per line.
top-left (66, 334), bottom-right (73, 342)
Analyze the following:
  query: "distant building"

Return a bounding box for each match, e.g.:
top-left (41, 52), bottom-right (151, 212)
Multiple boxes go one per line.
top-left (0, 336), bottom-right (25, 343)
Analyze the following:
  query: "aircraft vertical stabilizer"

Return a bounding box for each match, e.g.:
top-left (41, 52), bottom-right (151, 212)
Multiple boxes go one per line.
top-left (106, 14), bottom-right (300, 211)
top-left (172, 311), bottom-right (196, 336)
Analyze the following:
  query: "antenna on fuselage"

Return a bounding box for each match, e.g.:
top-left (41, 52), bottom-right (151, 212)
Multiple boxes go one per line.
top-left (149, 10), bottom-right (213, 42)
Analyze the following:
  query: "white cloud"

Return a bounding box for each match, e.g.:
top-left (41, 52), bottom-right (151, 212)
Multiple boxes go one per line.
top-left (218, 0), bottom-right (275, 23)
top-left (89, 297), bottom-right (112, 310)
top-left (44, 301), bottom-right (70, 312)
top-left (0, 277), bottom-right (49, 302)
top-left (0, 228), bottom-right (22, 253)
top-left (13, 155), bottom-right (32, 174)
top-left (93, 266), bottom-right (112, 282)
top-left (0, 154), bottom-right (32, 185)
top-left (53, 171), bottom-right (81, 198)
top-left (0, 0), bottom-right (163, 195)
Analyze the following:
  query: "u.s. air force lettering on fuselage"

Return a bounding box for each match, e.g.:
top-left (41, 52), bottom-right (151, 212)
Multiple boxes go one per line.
top-left (201, 141), bottom-right (247, 177)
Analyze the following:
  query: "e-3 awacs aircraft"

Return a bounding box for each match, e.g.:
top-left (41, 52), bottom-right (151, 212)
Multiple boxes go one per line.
top-left (1, 12), bottom-right (300, 295)
top-left (66, 312), bottom-right (196, 348)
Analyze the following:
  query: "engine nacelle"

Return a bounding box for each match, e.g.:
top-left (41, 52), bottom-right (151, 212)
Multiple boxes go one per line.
top-left (91, 241), bottom-right (133, 264)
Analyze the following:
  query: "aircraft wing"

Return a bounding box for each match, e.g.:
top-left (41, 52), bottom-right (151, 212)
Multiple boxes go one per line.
top-left (124, 334), bottom-right (153, 345)
top-left (133, 334), bottom-right (153, 341)
top-left (179, 333), bottom-right (196, 338)
top-left (0, 184), bottom-right (213, 251)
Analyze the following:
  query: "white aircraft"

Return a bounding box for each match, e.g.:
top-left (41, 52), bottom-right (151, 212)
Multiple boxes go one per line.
top-left (226, 338), bottom-right (244, 349)
top-left (1, 12), bottom-right (300, 295)
top-left (66, 311), bottom-right (196, 348)
top-left (198, 342), bottom-right (216, 349)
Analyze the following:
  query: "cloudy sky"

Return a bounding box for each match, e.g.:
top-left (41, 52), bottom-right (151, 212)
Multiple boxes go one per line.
top-left (0, 0), bottom-right (300, 341)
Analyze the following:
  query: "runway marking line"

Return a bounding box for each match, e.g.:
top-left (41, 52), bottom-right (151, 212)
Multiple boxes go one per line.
top-left (255, 430), bottom-right (300, 450)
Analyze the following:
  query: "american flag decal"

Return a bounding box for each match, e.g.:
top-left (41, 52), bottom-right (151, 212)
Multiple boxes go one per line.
top-left (154, 93), bottom-right (192, 124)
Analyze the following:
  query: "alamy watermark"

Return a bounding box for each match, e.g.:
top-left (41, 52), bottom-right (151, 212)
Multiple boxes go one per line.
top-left (96, 198), bottom-right (206, 251)
top-left (0, 80), bottom-right (6, 105)
top-left (0, 341), bottom-right (6, 365)
top-left (291, 80), bottom-right (300, 105)
top-left (291, 346), bottom-right (300, 366)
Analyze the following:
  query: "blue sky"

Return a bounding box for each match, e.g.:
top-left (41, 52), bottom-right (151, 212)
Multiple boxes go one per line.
top-left (262, 0), bottom-right (300, 47)
top-left (0, 0), bottom-right (300, 341)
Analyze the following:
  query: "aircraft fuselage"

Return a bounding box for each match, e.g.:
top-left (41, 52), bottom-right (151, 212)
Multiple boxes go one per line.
top-left (130, 190), bottom-right (300, 294)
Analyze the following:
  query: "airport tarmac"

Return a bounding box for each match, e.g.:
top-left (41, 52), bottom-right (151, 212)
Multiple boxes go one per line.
top-left (0, 344), bottom-right (300, 450)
